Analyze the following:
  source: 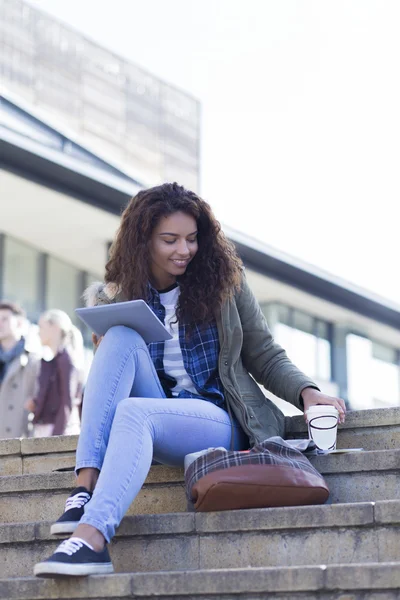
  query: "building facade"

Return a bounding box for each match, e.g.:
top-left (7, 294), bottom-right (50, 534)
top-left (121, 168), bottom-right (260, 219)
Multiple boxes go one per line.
top-left (1, 0), bottom-right (200, 190)
top-left (1, 2), bottom-right (399, 415)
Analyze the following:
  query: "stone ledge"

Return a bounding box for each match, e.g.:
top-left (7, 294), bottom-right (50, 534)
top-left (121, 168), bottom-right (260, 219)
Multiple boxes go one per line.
top-left (0, 457), bottom-right (22, 477)
top-left (285, 407), bottom-right (400, 434)
top-left (2, 523), bottom-right (399, 578)
top-left (0, 573), bottom-right (132, 599)
top-left (0, 472), bottom-right (75, 494)
top-left (22, 453), bottom-right (75, 475)
top-left (1, 448), bottom-right (396, 495)
top-left (2, 500), bottom-right (399, 545)
top-left (20, 436), bottom-right (78, 456)
top-left (0, 466), bottom-right (185, 495)
top-left (325, 562), bottom-right (400, 590)
top-left (132, 565), bottom-right (324, 595)
top-left (0, 567), bottom-right (323, 598)
top-left (0, 408), bottom-right (396, 460)
top-left (3, 563), bottom-right (398, 598)
top-left (310, 448), bottom-right (400, 474)
top-left (374, 500), bottom-right (400, 524)
top-left (324, 471), bottom-right (399, 504)
top-left (0, 522), bottom-right (35, 544)
top-left (195, 501), bottom-right (375, 533)
top-left (0, 439), bottom-right (21, 457)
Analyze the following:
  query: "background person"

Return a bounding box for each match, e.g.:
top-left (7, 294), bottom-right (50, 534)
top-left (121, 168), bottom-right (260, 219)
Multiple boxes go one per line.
top-left (0, 301), bottom-right (41, 440)
top-left (25, 309), bottom-right (84, 438)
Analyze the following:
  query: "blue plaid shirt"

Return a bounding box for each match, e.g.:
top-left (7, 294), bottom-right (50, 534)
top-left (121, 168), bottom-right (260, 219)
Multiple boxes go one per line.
top-left (146, 284), bottom-right (225, 408)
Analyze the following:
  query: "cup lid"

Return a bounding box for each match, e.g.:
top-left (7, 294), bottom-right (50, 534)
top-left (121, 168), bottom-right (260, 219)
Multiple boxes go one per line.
top-left (305, 405), bottom-right (339, 416)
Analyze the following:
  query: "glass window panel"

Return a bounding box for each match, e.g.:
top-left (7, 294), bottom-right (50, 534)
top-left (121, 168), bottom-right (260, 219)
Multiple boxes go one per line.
top-left (274, 323), bottom-right (317, 380)
top-left (46, 257), bottom-right (80, 325)
top-left (3, 237), bottom-right (40, 321)
top-left (273, 307), bottom-right (332, 382)
top-left (290, 328), bottom-right (318, 379)
top-left (372, 342), bottom-right (397, 364)
top-left (347, 334), bottom-right (400, 408)
top-left (82, 130), bottom-right (125, 163)
top-left (163, 115), bottom-right (199, 139)
top-left (347, 334), bottom-right (375, 409)
top-left (277, 304), bottom-right (291, 326)
top-left (163, 162), bottom-right (198, 191)
top-left (165, 150), bottom-right (198, 170)
top-left (317, 338), bottom-right (331, 381)
top-left (83, 74), bottom-right (125, 115)
top-left (316, 319), bottom-right (329, 340)
top-left (2, 0), bottom-right (200, 186)
top-left (83, 104), bottom-right (122, 137)
top-left (164, 137), bottom-right (198, 163)
top-left (127, 106), bottom-right (160, 131)
top-left (274, 322), bottom-right (293, 351)
top-left (371, 359), bottom-right (399, 407)
top-left (293, 310), bottom-right (314, 334)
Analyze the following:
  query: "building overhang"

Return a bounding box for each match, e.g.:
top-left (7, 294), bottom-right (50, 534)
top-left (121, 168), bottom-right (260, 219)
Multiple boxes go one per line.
top-left (1, 94), bottom-right (141, 214)
top-left (230, 232), bottom-right (400, 330)
top-left (2, 94), bottom-right (399, 331)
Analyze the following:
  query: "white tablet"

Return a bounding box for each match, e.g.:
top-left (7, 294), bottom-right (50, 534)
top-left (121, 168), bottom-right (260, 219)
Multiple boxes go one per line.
top-left (75, 300), bottom-right (172, 344)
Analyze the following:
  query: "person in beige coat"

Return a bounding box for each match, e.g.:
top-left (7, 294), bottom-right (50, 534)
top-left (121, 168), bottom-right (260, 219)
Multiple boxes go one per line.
top-left (0, 301), bottom-right (41, 439)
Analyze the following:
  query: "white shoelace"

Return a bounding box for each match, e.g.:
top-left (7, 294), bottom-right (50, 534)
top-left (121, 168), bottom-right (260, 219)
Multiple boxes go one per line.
top-left (65, 491), bottom-right (91, 511)
top-left (55, 538), bottom-right (88, 556)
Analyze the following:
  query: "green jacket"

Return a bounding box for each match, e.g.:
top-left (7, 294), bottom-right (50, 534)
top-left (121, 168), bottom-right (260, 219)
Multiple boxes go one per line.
top-left (216, 276), bottom-right (318, 445)
top-left (85, 275), bottom-right (318, 446)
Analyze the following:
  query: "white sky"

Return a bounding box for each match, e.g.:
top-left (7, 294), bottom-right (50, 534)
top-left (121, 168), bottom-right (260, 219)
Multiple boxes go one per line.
top-left (27, 0), bottom-right (400, 305)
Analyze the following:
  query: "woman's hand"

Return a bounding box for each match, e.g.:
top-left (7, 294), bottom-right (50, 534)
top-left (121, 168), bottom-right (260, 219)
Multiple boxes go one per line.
top-left (301, 387), bottom-right (346, 424)
top-left (92, 333), bottom-right (104, 348)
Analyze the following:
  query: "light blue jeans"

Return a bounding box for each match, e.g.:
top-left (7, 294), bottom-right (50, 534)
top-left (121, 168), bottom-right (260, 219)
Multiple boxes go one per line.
top-left (76, 326), bottom-right (248, 542)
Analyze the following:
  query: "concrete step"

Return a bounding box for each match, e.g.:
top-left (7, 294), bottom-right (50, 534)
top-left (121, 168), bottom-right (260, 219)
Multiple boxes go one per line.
top-left (0, 562), bottom-right (400, 599)
top-left (0, 467), bottom-right (185, 524)
top-left (1, 408), bottom-right (399, 477)
top-left (0, 436), bottom-right (78, 477)
top-left (0, 449), bottom-right (399, 524)
top-left (0, 500), bottom-right (399, 578)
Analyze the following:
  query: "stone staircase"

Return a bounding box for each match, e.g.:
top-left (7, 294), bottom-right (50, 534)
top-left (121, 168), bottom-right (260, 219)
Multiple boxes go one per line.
top-left (0, 407), bottom-right (399, 599)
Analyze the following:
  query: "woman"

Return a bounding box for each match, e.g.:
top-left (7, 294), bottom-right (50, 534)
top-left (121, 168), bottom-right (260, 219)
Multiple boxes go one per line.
top-left (26, 310), bottom-right (84, 438)
top-left (34, 183), bottom-right (346, 577)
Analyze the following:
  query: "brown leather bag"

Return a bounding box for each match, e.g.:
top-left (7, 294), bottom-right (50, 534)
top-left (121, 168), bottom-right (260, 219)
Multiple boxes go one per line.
top-left (185, 438), bottom-right (329, 512)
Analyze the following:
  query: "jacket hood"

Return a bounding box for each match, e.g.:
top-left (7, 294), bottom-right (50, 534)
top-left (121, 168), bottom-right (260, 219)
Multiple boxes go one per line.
top-left (83, 281), bottom-right (119, 307)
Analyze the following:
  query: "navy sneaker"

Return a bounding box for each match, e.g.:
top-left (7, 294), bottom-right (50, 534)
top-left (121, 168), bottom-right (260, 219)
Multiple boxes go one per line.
top-left (50, 487), bottom-right (92, 535)
top-left (34, 537), bottom-right (114, 577)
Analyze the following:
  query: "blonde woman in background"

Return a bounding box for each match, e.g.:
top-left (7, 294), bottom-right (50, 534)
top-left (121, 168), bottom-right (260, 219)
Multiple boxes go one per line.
top-left (25, 309), bottom-right (84, 438)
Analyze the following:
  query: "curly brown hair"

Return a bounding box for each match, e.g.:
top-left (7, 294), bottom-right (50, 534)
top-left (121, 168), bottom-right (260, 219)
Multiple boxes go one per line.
top-left (105, 182), bottom-right (243, 325)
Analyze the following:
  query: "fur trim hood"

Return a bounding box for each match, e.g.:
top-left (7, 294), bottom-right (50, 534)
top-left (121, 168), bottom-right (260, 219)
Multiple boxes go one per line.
top-left (83, 281), bottom-right (120, 307)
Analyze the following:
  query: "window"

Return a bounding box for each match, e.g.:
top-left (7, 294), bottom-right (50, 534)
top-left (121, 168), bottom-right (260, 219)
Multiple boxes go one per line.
top-left (263, 303), bottom-right (332, 382)
top-left (46, 257), bottom-right (80, 325)
top-left (3, 236), bottom-right (40, 320)
top-left (347, 334), bottom-right (400, 409)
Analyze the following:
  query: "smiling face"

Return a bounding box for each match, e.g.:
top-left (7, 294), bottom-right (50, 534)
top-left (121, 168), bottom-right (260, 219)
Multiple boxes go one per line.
top-left (148, 211), bottom-right (198, 290)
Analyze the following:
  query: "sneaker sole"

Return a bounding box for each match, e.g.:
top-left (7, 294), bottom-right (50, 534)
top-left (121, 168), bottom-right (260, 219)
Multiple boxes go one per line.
top-left (50, 522), bottom-right (79, 536)
top-left (34, 561), bottom-right (114, 577)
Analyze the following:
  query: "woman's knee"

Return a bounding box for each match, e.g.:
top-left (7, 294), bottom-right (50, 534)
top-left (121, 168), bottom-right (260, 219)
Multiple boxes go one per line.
top-left (103, 325), bottom-right (146, 346)
top-left (114, 397), bottom-right (148, 420)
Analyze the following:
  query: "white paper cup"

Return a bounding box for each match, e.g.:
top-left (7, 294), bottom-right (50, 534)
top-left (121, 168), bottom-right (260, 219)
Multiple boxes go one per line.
top-left (306, 405), bottom-right (339, 450)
